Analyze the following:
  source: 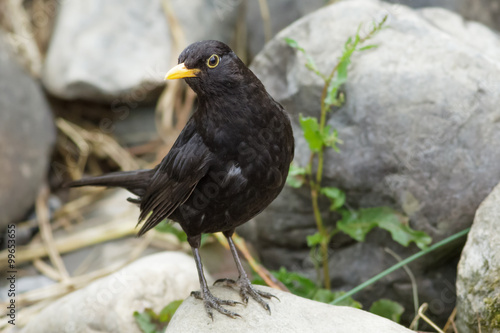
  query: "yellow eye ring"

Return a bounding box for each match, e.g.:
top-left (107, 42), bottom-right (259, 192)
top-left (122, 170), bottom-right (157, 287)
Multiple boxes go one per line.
top-left (207, 54), bottom-right (219, 68)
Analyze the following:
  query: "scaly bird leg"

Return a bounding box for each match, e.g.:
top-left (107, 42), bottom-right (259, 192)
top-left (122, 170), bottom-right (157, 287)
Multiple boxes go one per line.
top-left (190, 245), bottom-right (243, 320)
top-left (214, 233), bottom-right (277, 314)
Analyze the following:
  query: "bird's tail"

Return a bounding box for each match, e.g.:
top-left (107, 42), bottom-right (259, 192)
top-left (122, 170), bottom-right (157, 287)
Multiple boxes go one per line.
top-left (65, 169), bottom-right (155, 197)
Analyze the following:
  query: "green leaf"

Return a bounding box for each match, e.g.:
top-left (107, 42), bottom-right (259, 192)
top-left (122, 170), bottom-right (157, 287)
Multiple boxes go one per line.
top-left (200, 233), bottom-right (211, 247)
top-left (154, 221), bottom-right (187, 243)
top-left (318, 290), bottom-right (362, 308)
top-left (158, 300), bottom-right (183, 323)
top-left (321, 126), bottom-right (341, 152)
top-left (320, 187), bottom-right (346, 211)
top-left (358, 44), bottom-right (378, 51)
top-left (253, 268), bottom-right (363, 310)
top-left (286, 176), bottom-right (303, 189)
top-left (253, 267), bottom-right (318, 299)
top-left (376, 214), bottom-right (432, 250)
top-left (323, 58), bottom-right (350, 107)
top-left (337, 207), bottom-right (432, 249)
top-left (284, 37), bottom-right (300, 49)
top-left (337, 209), bottom-right (377, 242)
top-left (286, 164), bottom-right (307, 188)
top-left (306, 232), bottom-right (323, 247)
top-left (133, 309), bottom-right (160, 333)
top-left (345, 36), bottom-right (352, 48)
top-left (284, 37), bottom-right (323, 78)
top-left (299, 115), bottom-right (323, 152)
top-left (369, 299), bottom-right (404, 323)
top-left (337, 58), bottom-right (350, 83)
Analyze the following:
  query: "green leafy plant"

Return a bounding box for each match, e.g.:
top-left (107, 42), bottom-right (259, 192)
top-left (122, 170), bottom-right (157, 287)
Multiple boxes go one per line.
top-left (253, 267), bottom-right (361, 308)
top-left (284, 16), bottom-right (432, 294)
top-left (370, 299), bottom-right (405, 323)
top-left (134, 300), bottom-right (183, 333)
top-left (330, 228), bottom-right (470, 306)
top-left (155, 221), bottom-right (188, 242)
top-left (253, 267), bottom-right (406, 321)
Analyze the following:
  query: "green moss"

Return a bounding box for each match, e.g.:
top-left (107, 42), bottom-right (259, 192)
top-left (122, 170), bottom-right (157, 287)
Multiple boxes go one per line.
top-left (483, 296), bottom-right (500, 329)
top-left (460, 262), bottom-right (500, 330)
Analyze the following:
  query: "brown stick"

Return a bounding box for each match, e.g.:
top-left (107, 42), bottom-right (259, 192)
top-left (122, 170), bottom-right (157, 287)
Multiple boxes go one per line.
top-left (36, 184), bottom-right (70, 282)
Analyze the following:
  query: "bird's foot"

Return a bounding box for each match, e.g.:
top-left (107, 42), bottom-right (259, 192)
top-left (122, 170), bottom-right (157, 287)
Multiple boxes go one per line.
top-left (213, 277), bottom-right (278, 314)
top-left (190, 290), bottom-right (243, 320)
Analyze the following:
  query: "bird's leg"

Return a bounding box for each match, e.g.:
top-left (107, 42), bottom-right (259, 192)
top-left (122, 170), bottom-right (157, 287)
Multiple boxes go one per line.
top-left (214, 232), bottom-right (277, 314)
top-left (189, 238), bottom-right (242, 320)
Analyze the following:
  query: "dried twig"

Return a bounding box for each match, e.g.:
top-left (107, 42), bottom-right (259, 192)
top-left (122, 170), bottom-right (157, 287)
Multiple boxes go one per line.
top-left (385, 247), bottom-right (419, 330)
top-left (234, 0), bottom-right (248, 63)
top-left (417, 303), bottom-right (445, 333)
top-left (156, 0), bottom-right (189, 149)
top-left (443, 307), bottom-right (457, 332)
top-left (33, 259), bottom-right (62, 282)
top-left (0, 260), bottom-right (127, 313)
top-left (0, 212), bottom-right (137, 268)
top-left (36, 184), bottom-right (70, 282)
top-left (56, 118), bottom-right (91, 178)
top-left (0, 0), bottom-right (43, 77)
top-left (257, 0), bottom-right (272, 42)
top-left (57, 118), bottom-right (139, 178)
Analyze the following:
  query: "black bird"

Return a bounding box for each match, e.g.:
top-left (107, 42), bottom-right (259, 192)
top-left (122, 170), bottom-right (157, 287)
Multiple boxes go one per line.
top-left (68, 40), bottom-right (294, 318)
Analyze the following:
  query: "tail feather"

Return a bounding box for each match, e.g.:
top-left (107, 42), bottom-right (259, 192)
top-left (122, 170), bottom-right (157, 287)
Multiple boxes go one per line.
top-left (66, 169), bottom-right (155, 196)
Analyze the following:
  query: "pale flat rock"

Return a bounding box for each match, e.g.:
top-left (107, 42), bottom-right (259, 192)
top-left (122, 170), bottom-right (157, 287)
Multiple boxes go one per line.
top-left (21, 252), bottom-right (202, 333)
top-left (166, 285), bottom-right (412, 333)
top-left (456, 182), bottom-right (500, 332)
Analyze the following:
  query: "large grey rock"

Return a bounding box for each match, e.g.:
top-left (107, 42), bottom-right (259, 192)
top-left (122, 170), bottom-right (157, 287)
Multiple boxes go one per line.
top-left (42, 0), bottom-right (170, 102)
top-left (167, 285), bottom-right (413, 333)
top-left (456, 183), bottom-right (500, 332)
top-left (247, 0), bottom-right (500, 324)
top-left (0, 32), bottom-right (55, 228)
top-left (418, 7), bottom-right (500, 62)
top-left (42, 0), bottom-right (237, 102)
top-left (384, 0), bottom-right (500, 32)
top-left (21, 252), bottom-right (202, 333)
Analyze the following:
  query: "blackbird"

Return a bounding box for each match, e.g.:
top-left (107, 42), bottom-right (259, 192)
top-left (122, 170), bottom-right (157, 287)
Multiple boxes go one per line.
top-left (68, 40), bottom-right (294, 319)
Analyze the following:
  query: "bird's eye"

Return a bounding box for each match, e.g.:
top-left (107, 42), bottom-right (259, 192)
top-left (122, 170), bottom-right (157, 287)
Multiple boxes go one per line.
top-left (207, 54), bottom-right (219, 68)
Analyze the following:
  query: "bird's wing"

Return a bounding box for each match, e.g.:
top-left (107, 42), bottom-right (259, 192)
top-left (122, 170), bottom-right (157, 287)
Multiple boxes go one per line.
top-left (137, 123), bottom-right (212, 236)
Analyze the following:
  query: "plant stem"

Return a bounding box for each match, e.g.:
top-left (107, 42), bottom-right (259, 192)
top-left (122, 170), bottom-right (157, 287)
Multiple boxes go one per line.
top-left (304, 15), bottom-right (388, 292)
top-left (310, 183), bottom-right (331, 289)
top-left (330, 228), bottom-right (470, 305)
top-left (308, 49), bottom-right (344, 290)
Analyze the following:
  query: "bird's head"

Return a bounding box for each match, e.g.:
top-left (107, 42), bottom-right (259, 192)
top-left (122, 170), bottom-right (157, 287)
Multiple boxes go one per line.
top-left (165, 40), bottom-right (249, 97)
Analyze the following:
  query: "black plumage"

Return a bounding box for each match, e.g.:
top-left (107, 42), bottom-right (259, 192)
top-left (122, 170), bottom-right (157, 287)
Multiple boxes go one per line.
top-left (68, 40), bottom-right (294, 318)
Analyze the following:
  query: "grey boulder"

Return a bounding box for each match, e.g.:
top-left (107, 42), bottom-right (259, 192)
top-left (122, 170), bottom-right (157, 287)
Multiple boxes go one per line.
top-left (42, 0), bottom-right (238, 102)
top-left (0, 32), bottom-right (55, 228)
top-left (167, 285), bottom-right (413, 333)
top-left (456, 182), bottom-right (500, 332)
top-left (383, 0), bottom-right (500, 32)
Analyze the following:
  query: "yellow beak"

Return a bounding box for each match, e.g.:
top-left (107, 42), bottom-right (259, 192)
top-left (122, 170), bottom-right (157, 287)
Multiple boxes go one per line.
top-left (165, 63), bottom-right (200, 80)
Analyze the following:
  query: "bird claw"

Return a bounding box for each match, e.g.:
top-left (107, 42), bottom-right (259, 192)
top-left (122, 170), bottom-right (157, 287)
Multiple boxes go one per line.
top-left (190, 290), bottom-right (242, 319)
top-left (213, 277), bottom-right (277, 314)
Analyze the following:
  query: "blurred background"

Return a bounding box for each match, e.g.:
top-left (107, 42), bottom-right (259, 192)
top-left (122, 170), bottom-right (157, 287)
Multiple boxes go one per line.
top-left (0, 0), bottom-right (499, 332)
